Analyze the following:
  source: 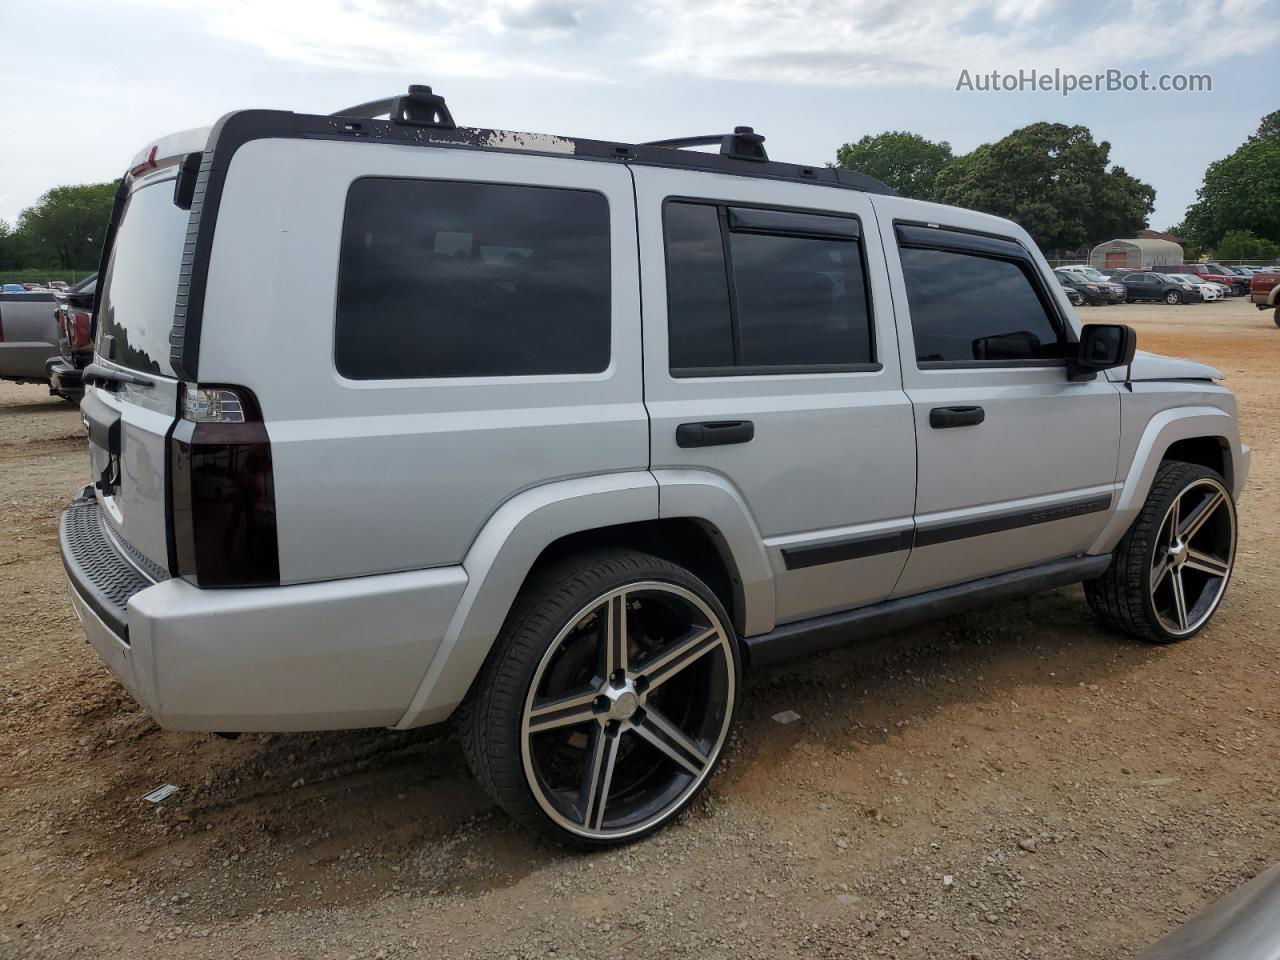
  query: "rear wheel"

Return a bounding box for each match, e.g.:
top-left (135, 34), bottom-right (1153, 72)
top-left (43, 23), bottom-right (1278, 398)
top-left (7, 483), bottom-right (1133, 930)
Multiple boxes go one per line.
top-left (1164, 290), bottom-right (1183, 305)
top-left (1085, 462), bottom-right (1236, 643)
top-left (1273, 305), bottom-right (1279, 328)
top-left (458, 550), bottom-right (740, 846)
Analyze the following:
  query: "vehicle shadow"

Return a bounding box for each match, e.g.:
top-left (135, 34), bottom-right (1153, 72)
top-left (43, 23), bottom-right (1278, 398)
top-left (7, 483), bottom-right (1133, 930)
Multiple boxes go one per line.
top-left (58, 582), bottom-right (1159, 921)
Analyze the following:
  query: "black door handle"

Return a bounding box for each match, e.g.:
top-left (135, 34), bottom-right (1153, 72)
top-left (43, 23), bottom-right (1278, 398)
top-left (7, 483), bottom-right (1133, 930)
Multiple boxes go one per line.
top-left (676, 420), bottom-right (755, 448)
top-left (929, 406), bottom-right (985, 429)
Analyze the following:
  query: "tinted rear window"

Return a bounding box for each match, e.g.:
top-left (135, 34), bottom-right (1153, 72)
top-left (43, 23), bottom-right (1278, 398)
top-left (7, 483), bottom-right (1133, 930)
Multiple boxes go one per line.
top-left (95, 179), bottom-right (186, 377)
top-left (335, 178), bottom-right (611, 380)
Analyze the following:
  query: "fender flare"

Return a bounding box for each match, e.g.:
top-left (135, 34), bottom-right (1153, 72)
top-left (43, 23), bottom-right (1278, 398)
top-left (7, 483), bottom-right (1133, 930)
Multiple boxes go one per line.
top-left (394, 471), bottom-right (659, 728)
top-left (652, 468), bottom-right (776, 637)
top-left (1089, 406), bottom-right (1242, 556)
top-left (393, 469), bottom-right (780, 729)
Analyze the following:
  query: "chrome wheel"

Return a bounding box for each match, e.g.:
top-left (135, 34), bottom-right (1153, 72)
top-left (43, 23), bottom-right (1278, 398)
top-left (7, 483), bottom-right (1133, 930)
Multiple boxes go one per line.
top-left (1149, 477), bottom-right (1236, 636)
top-left (520, 581), bottom-right (735, 841)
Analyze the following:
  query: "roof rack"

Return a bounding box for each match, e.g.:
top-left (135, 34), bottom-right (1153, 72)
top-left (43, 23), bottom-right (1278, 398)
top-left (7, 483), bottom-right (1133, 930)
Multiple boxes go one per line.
top-left (308, 83), bottom-right (896, 195)
top-left (332, 84), bottom-right (455, 130)
top-left (641, 127), bottom-right (769, 162)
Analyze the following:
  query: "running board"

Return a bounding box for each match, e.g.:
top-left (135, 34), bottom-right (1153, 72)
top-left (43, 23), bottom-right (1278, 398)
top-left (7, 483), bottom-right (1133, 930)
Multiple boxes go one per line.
top-left (742, 554), bottom-right (1112, 669)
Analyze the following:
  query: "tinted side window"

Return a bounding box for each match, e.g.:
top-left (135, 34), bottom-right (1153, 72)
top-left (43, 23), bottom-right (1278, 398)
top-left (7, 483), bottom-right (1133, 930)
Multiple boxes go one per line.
top-left (663, 201), bottom-right (873, 373)
top-left (664, 202), bottom-right (734, 369)
top-left (730, 231), bottom-right (872, 366)
top-left (336, 178), bottom-right (610, 379)
top-left (899, 247), bottom-right (1065, 363)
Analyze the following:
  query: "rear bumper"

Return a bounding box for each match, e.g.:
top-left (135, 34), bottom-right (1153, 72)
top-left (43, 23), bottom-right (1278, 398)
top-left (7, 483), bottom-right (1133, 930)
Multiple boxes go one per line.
top-left (0, 341), bottom-right (57, 381)
top-left (60, 492), bottom-right (469, 731)
top-left (46, 356), bottom-right (84, 400)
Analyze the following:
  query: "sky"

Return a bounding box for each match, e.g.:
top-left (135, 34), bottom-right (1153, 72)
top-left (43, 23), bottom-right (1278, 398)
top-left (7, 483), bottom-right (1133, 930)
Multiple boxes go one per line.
top-left (1, 0), bottom-right (1278, 233)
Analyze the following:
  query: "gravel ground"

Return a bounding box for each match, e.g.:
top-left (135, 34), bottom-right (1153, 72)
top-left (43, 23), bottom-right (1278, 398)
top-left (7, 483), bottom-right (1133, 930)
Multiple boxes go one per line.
top-left (1, 297), bottom-right (1277, 960)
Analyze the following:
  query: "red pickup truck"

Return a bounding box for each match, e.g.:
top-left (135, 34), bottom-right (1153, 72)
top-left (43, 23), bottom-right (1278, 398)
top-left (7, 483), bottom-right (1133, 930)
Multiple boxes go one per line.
top-left (1164, 263), bottom-right (1249, 296)
top-left (1251, 270), bottom-right (1280, 327)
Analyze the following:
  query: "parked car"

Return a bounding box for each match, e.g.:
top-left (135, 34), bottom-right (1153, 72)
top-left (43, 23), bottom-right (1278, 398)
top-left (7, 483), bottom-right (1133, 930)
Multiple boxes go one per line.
top-left (1057, 265), bottom-right (1126, 303)
top-left (1054, 269), bottom-right (1109, 305)
top-left (61, 86), bottom-right (1250, 847)
top-left (47, 273), bottom-right (97, 402)
top-left (0, 288), bottom-right (59, 385)
top-left (1165, 263), bottom-right (1248, 296)
top-left (1251, 269), bottom-right (1280, 326)
top-left (1057, 275), bottom-right (1086, 306)
top-left (1, 283), bottom-right (26, 293)
top-left (1120, 272), bottom-right (1199, 304)
top-left (1172, 273), bottom-right (1227, 301)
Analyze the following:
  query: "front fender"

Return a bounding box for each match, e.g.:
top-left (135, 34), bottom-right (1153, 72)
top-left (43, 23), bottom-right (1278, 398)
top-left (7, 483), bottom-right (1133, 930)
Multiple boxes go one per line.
top-left (394, 471), bottom-right (659, 728)
top-left (1089, 406), bottom-right (1245, 556)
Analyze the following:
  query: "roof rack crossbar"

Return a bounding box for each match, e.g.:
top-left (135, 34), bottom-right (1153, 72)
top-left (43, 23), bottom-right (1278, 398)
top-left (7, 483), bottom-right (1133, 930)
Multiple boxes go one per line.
top-left (641, 126), bottom-right (768, 163)
top-left (332, 85), bottom-right (456, 130)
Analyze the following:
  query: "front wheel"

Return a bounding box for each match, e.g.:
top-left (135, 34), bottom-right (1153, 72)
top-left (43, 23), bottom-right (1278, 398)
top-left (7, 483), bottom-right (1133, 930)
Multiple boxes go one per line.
top-left (457, 550), bottom-right (740, 846)
top-left (1165, 290), bottom-right (1183, 305)
top-left (1085, 462), bottom-right (1236, 643)
top-left (1273, 305), bottom-right (1279, 328)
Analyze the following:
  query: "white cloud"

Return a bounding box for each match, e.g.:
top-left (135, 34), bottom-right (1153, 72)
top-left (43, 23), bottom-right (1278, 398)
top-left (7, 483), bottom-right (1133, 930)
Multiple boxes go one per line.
top-left (88, 0), bottom-right (1280, 87)
top-left (637, 0), bottom-right (1280, 86)
top-left (179, 0), bottom-right (606, 80)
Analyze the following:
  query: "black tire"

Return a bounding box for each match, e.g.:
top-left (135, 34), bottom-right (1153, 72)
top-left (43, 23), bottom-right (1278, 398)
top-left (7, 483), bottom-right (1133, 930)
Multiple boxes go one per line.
top-left (457, 549), bottom-right (741, 847)
top-left (1164, 290), bottom-right (1183, 305)
top-left (1273, 305), bottom-right (1279, 328)
top-left (1085, 462), bottom-right (1236, 643)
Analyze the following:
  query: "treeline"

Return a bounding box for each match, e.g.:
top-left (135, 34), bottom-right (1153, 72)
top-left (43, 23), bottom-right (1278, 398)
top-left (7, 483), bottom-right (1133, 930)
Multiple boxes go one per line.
top-left (0, 182), bottom-right (116, 271)
top-left (835, 110), bottom-right (1280, 261)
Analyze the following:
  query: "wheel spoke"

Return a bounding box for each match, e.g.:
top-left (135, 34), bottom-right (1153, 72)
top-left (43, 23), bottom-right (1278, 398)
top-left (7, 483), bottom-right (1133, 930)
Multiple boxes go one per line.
top-left (602, 593), bottom-right (628, 682)
top-left (632, 706), bottom-right (709, 776)
top-left (635, 625), bottom-right (720, 692)
top-left (528, 687), bottom-right (600, 733)
top-left (1165, 497), bottom-right (1180, 550)
top-left (1183, 547), bottom-right (1230, 578)
top-left (582, 725), bottom-right (621, 830)
top-left (1169, 569), bottom-right (1190, 632)
top-left (1178, 490), bottom-right (1225, 542)
top-left (1150, 555), bottom-right (1172, 591)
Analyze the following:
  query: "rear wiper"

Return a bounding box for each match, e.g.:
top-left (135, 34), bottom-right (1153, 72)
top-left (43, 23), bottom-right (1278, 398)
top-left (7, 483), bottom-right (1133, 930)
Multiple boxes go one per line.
top-left (83, 363), bottom-right (155, 389)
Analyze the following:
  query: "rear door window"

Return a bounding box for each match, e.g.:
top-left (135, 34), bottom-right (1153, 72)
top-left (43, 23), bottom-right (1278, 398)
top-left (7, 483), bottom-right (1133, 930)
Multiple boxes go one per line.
top-left (335, 178), bottom-right (611, 379)
top-left (663, 200), bottom-right (874, 374)
top-left (95, 179), bottom-right (187, 377)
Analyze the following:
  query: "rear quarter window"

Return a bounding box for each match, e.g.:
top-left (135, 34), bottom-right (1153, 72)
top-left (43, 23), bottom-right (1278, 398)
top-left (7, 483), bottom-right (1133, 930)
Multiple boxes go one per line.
top-left (335, 178), bottom-right (611, 380)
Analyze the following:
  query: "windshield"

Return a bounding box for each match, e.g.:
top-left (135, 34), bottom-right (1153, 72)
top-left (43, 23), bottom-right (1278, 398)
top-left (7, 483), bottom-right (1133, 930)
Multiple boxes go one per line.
top-left (95, 178), bottom-right (187, 377)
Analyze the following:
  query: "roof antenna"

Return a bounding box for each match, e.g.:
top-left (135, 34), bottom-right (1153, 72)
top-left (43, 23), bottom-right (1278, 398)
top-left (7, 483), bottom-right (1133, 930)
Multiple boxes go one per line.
top-left (332, 85), bottom-right (456, 129)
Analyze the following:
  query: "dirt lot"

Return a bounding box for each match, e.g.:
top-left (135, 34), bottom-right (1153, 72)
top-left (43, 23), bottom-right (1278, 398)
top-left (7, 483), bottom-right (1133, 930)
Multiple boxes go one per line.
top-left (2, 297), bottom-right (1277, 960)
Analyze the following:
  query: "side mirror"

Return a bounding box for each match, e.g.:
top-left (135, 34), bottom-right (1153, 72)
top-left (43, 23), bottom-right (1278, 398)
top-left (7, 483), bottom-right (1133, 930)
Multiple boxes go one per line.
top-left (1070, 323), bottom-right (1137, 381)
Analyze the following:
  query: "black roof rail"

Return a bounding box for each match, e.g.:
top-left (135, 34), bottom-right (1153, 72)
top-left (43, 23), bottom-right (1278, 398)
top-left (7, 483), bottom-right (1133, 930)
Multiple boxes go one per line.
top-left (332, 84), bottom-right (456, 129)
top-left (641, 126), bottom-right (768, 162)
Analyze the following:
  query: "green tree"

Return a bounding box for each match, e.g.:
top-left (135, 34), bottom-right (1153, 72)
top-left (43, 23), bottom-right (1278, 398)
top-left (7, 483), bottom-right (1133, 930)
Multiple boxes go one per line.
top-left (15, 182), bottom-right (117, 269)
top-left (933, 123), bottom-right (1154, 253)
top-left (1181, 111), bottom-right (1280, 251)
top-left (1213, 229), bottom-right (1278, 261)
top-left (0, 219), bottom-right (20, 270)
top-left (834, 132), bottom-right (953, 200)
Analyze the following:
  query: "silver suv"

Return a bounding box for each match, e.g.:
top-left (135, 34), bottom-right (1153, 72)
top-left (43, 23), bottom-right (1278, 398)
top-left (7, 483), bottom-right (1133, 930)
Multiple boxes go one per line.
top-left (61, 87), bottom-right (1249, 846)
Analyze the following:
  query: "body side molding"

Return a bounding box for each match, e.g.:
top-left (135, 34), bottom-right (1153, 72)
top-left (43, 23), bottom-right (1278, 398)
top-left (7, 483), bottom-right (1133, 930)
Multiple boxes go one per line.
top-left (744, 554), bottom-right (1110, 668)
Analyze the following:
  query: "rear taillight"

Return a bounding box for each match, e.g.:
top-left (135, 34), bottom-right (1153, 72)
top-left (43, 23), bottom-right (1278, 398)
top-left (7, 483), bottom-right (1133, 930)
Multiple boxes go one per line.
top-left (62, 307), bottom-right (92, 349)
top-left (169, 384), bottom-right (279, 587)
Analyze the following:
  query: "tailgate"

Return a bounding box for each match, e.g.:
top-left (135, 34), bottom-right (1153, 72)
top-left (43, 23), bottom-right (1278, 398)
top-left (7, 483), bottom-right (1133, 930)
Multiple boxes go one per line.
top-left (84, 172), bottom-right (191, 574)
